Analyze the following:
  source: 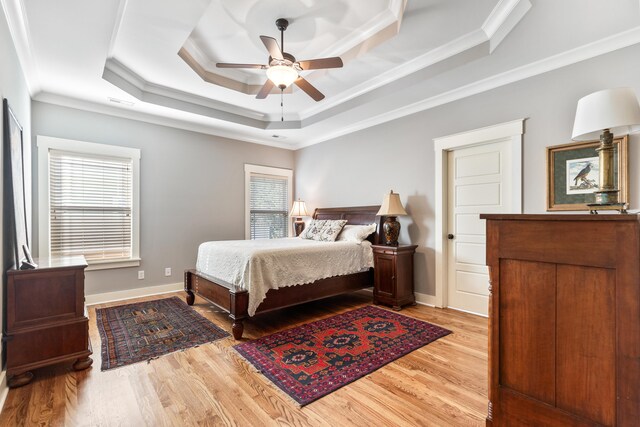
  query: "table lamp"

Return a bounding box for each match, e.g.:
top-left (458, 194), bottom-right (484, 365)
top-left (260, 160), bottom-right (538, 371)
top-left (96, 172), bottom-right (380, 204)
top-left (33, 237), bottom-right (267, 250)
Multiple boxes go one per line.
top-left (290, 199), bottom-right (309, 236)
top-left (572, 87), bottom-right (640, 209)
top-left (376, 190), bottom-right (407, 245)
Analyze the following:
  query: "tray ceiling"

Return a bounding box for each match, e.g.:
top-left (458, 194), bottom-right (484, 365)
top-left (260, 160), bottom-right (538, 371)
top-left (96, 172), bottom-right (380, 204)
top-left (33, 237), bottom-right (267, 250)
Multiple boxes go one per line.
top-left (5, 0), bottom-right (640, 148)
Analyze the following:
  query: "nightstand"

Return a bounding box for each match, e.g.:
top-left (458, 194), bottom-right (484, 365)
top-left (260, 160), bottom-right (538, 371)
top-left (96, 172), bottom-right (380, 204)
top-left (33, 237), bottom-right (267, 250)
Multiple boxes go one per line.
top-left (372, 244), bottom-right (418, 310)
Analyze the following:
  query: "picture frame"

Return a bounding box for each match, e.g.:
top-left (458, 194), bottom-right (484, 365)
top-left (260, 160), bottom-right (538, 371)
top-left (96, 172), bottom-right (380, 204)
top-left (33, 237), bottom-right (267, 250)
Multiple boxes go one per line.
top-left (546, 136), bottom-right (628, 211)
top-left (3, 98), bottom-right (30, 267)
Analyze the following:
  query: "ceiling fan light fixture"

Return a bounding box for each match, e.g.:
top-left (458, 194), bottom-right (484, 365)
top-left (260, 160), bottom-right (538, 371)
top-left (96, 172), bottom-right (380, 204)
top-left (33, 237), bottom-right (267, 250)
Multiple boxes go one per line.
top-left (266, 65), bottom-right (298, 90)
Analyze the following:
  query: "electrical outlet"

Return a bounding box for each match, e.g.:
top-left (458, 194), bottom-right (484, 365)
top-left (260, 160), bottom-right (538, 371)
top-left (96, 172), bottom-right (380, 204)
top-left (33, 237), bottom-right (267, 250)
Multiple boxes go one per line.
top-left (138, 270), bottom-right (144, 280)
top-left (164, 267), bottom-right (172, 277)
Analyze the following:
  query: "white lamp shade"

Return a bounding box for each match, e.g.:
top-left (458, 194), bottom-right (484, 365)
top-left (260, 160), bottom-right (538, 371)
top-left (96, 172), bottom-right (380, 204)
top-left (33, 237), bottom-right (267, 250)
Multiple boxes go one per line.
top-left (376, 191), bottom-right (407, 216)
top-left (266, 65), bottom-right (299, 88)
top-left (289, 200), bottom-right (309, 217)
top-left (572, 87), bottom-right (640, 140)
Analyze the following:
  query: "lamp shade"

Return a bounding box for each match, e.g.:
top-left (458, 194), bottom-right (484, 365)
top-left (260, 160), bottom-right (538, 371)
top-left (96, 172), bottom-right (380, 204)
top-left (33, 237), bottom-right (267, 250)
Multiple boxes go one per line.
top-left (376, 191), bottom-right (407, 216)
top-left (289, 199), bottom-right (309, 217)
top-left (572, 87), bottom-right (640, 140)
top-left (266, 65), bottom-right (299, 89)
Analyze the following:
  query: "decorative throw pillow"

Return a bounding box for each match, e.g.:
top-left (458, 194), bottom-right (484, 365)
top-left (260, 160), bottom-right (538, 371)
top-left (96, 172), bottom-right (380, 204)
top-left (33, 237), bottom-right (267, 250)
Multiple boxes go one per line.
top-left (314, 219), bottom-right (348, 242)
top-left (299, 220), bottom-right (326, 240)
top-left (336, 223), bottom-right (377, 243)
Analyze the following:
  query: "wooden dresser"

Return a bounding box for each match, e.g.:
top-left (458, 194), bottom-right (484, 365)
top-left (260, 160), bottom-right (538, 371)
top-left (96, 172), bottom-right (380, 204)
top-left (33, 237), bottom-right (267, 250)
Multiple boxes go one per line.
top-left (5, 256), bottom-right (93, 387)
top-left (481, 214), bottom-right (639, 426)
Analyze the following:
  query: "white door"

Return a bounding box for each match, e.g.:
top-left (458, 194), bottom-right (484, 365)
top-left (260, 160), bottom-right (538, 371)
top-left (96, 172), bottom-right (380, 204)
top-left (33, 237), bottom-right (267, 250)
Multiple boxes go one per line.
top-left (446, 139), bottom-right (514, 316)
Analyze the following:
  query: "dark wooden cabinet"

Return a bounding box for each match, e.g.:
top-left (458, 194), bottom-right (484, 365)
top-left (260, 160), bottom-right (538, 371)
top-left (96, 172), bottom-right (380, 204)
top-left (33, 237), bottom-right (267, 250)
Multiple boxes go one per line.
top-left (5, 256), bottom-right (93, 387)
top-left (481, 214), bottom-right (639, 426)
top-left (372, 244), bottom-right (417, 310)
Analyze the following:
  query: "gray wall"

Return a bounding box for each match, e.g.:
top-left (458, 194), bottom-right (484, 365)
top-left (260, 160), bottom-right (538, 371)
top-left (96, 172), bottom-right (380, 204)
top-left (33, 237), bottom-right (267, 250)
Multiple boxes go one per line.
top-left (294, 42), bottom-right (640, 297)
top-left (31, 102), bottom-right (294, 296)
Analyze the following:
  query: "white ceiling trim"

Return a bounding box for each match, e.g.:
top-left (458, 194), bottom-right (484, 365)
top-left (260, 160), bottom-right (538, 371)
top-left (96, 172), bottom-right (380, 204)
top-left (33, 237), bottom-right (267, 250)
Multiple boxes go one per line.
top-left (102, 58), bottom-right (279, 127)
top-left (101, 0), bottom-right (529, 129)
top-left (32, 24), bottom-right (640, 152)
top-left (298, 28), bottom-right (489, 121)
top-left (294, 25), bottom-right (640, 149)
top-left (1, 0), bottom-right (40, 94)
top-left (180, 0), bottom-right (407, 91)
top-left (33, 92), bottom-right (295, 150)
top-left (105, 0), bottom-right (127, 57)
top-left (482, 0), bottom-right (532, 52)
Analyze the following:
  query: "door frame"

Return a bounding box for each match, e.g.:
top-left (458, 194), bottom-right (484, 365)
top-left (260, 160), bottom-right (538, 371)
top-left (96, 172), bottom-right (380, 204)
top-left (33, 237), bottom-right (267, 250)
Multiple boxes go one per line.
top-left (433, 119), bottom-right (524, 309)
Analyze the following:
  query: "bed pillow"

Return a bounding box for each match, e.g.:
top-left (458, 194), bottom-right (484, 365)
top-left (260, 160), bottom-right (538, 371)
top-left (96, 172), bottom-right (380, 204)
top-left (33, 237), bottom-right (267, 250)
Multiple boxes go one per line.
top-left (299, 219), bottom-right (327, 240)
top-left (300, 219), bottom-right (348, 241)
top-left (314, 219), bottom-right (348, 242)
top-left (336, 223), bottom-right (377, 243)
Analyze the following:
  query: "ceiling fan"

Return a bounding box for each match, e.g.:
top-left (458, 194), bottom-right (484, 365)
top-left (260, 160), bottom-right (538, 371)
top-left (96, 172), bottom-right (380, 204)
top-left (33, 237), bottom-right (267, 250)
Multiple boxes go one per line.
top-left (216, 18), bottom-right (343, 102)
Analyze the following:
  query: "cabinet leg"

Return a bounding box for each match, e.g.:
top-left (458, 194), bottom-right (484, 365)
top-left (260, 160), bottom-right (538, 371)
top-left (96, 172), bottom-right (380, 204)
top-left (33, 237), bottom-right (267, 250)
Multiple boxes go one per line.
top-left (392, 305), bottom-right (402, 311)
top-left (73, 356), bottom-right (93, 371)
top-left (8, 371), bottom-right (33, 388)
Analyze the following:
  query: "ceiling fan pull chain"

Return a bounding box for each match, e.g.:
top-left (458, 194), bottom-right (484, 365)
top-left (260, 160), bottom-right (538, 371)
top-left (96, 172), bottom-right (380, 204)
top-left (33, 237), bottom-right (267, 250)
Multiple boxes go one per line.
top-left (281, 89), bottom-right (284, 121)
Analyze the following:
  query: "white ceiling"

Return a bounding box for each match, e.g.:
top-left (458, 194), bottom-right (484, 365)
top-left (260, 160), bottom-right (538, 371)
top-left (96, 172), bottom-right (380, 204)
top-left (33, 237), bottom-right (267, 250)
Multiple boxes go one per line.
top-left (4, 0), bottom-right (640, 149)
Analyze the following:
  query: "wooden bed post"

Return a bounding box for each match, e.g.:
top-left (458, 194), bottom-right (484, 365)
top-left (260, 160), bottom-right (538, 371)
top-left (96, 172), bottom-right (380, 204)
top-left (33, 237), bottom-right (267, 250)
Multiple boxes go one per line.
top-left (229, 288), bottom-right (249, 340)
top-left (184, 270), bottom-right (195, 305)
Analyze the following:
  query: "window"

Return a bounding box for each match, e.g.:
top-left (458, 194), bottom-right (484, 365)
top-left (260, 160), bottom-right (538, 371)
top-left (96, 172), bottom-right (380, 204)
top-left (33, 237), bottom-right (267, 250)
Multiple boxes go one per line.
top-left (244, 164), bottom-right (293, 239)
top-left (38, 136), bottom-right (140, 270)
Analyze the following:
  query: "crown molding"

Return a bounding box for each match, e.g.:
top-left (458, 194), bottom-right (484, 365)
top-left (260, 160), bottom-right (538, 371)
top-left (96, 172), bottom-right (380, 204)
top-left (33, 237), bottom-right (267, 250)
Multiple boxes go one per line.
top-left (1, 0), bottom-right (40, 94)
top-left (292, 25), bottom-right (640, 149)
top-left (482, 0), bottom-right (532, 52)
top-left (32, 92), bottom-right (296, 150)
top-left (177, 0), bottom-right (407, 106)
top-left (298, 0), bottom-right (529, 120)
top-left (102, 58), bottom-right (294, 128)
top-left (89, 0), bottom-right (529, 137)
top-left (36, 24), bottom-right (640, 152)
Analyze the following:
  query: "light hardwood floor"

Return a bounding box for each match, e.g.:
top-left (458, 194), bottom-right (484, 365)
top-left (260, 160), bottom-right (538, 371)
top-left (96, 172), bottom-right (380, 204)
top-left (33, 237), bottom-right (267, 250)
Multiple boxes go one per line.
top-left (0, 291), bottom-right (488, 426)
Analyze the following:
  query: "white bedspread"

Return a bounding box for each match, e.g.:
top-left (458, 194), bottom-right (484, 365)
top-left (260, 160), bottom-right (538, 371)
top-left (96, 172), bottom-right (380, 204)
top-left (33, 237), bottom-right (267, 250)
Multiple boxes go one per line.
top-left (196, 238), bottom-right (374, 316)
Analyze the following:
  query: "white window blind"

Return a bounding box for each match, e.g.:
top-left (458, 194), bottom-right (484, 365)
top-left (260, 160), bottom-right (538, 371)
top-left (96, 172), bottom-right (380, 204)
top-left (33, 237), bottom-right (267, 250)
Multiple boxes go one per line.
top-left (249, 173), bottom-right (288, 239)
top-left (49, 149), bottom-right (133, 261)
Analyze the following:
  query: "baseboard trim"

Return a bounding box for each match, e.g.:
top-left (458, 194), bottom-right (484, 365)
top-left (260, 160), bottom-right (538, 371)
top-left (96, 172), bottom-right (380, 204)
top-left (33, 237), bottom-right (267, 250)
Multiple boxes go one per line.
top-left (447, 306), bottom-right (489, 318)
top-left (414, 291), bottom-right (437, 307)
top-left (85, 282), bottom-right (184, 306)
top-left (361, 289), bottom-right (438, 308)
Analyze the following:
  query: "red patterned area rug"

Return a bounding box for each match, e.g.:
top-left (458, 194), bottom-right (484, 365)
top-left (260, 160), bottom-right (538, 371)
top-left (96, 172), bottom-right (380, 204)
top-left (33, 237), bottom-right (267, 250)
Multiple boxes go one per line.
top-left (234, 305), bottom-right (451, 405)
top-left (96, 296), bottom-right (229, 370)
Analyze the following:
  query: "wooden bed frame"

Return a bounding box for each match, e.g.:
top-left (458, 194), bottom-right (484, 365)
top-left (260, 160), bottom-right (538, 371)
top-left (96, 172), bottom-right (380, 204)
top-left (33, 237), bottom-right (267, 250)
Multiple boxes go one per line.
top-left (185, 206), bottom-right (384, 339)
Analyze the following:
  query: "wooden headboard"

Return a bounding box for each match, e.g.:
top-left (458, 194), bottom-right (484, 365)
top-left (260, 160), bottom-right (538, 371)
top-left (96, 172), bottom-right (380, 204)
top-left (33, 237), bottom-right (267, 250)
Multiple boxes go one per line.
top-left (313, 205), bottom-right (383, 244)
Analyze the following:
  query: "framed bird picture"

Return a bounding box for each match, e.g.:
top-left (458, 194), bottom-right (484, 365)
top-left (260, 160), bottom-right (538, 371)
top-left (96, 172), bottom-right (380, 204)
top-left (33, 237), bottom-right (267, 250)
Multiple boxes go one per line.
top-left (546, 136), bottom-right (628, 211)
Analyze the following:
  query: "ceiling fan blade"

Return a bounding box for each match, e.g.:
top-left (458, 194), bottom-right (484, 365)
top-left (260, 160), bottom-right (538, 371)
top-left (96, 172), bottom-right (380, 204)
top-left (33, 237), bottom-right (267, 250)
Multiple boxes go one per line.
top-left (260, 36), bottom-right (283, 61)
top-left (294, 77), bottom-right (325, 101)
top-left (256, 79), bottom-right (275, 99)
top-left (297, 57), bottom-right (343, 70)
top-left (216, 63), bottom-right (267, 69)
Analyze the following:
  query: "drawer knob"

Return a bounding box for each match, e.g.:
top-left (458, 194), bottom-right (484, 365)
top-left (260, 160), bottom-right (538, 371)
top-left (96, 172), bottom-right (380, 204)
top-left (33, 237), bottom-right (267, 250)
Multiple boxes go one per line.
top-left (447, 234), bottom-right (455, 240)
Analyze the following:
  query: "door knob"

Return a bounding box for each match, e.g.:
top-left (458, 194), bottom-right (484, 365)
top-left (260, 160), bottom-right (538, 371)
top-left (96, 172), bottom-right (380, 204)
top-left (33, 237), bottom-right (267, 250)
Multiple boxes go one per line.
top-left (447, 234), bottom-right (455, 240)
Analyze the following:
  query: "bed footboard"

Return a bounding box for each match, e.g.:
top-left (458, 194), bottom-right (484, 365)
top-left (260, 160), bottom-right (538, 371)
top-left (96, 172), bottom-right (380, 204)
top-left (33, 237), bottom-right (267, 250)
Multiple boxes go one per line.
top-left (184, 269), bottom-right (249, 339)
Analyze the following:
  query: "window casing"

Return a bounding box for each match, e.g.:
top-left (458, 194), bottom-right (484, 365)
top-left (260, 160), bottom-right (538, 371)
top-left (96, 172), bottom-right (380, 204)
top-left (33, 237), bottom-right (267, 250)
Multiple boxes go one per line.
top-left (38, 136), bottom-right (140, 270)
top-left (244, 164), bottom-right (293, 239)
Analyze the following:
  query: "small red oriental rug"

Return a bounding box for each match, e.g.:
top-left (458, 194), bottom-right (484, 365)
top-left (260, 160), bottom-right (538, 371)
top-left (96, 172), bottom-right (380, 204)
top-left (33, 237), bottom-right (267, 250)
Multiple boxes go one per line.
top-left (96, 296), bottom-right (229, 370)
top-left (234, 305), bottom-right (451, 405)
